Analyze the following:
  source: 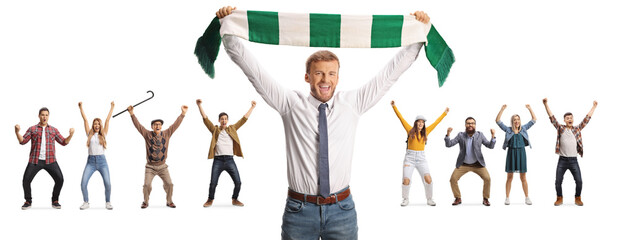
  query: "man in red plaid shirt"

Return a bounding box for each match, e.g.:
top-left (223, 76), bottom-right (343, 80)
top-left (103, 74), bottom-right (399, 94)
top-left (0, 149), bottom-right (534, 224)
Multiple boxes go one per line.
top-left (15, 107), bottom-right (74, 210)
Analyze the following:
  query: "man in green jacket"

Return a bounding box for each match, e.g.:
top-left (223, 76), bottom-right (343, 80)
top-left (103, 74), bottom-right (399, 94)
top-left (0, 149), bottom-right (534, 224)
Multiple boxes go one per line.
top-left (197, 99), bottom-right (256, 207)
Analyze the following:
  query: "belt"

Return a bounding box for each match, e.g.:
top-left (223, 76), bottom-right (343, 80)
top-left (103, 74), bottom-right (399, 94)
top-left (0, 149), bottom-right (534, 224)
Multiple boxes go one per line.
top-left (288, 188), bottom-right (351, 205)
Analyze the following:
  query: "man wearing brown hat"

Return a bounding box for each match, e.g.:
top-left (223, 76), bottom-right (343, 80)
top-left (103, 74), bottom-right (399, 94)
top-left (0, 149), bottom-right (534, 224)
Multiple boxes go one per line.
top-left (128, 104), bottom-right (187, 208)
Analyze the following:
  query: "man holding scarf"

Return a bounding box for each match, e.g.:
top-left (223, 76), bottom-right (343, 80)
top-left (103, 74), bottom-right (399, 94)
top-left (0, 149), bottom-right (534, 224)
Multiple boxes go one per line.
top-left (216, 6), bottom-right (430, 239)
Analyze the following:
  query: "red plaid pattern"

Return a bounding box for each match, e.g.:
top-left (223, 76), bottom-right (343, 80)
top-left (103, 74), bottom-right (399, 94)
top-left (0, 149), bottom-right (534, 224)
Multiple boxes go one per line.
top-left (20, 124), bottom-right (67, 164)
top-left (550, 115), bottom-right (591, 157)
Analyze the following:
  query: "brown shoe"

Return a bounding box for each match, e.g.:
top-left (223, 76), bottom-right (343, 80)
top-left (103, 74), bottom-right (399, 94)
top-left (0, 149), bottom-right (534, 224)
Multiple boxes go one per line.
top-left (141, 202), bottom-right (149, 209)
top-left (232, 199), bottom-right (245, 207)
top-left (554, 196), bottom-right (563, 206)
top-left (203, 199), bottom-right (213, 208)
top-left (452, 198), bottom-right (462, 206)
top-left (483, 198), bottom-right (490, 206)
top-left (575, 196), bottom-right (584, 206)
top-left (166, 202), bottom-right (176, 208)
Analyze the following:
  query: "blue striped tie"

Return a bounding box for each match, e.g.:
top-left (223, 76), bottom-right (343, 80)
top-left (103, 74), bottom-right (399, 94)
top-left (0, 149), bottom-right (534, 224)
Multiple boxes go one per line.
top-left (318, 103), bottom-right (330, 198)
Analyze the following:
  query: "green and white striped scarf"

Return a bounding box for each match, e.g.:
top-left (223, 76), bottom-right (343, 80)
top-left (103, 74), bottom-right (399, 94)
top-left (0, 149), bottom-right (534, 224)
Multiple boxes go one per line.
top-left (195, 10), bottom-right (455, 87)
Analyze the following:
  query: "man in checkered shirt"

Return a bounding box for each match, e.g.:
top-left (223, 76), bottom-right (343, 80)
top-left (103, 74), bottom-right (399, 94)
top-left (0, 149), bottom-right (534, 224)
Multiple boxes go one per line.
top-left (15, 107), bottom-right (75, 210)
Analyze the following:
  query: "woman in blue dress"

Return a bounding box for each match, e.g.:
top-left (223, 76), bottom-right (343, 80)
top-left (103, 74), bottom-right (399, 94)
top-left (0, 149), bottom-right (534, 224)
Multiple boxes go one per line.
top-left (496, 104), bottom-right (536, 205)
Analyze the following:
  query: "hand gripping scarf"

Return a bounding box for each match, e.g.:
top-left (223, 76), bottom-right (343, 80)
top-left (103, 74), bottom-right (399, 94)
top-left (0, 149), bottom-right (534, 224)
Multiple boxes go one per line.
top-left (195, 10), bottom-right (455, 87)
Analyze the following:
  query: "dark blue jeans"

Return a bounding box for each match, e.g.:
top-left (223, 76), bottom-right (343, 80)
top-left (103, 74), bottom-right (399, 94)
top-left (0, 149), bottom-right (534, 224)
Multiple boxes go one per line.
top-left (209, 155), bottom-right (241, 200)
top-left (555, 156), bottom-right (583, 197)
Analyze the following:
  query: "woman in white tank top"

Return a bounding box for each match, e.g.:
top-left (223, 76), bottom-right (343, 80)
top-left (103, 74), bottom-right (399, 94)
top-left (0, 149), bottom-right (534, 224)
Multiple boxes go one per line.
top-left (78, 101), bottom-right (115, 210)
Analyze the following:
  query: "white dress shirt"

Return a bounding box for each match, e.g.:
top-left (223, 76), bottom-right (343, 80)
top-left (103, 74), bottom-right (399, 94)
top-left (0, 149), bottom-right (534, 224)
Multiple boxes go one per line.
top-left (223, 35), bottom-right (422, 195)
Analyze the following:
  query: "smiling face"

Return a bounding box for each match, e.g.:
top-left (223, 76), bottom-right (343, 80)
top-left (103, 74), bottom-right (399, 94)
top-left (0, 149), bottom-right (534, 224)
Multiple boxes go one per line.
top-left (511, 115), bottom-right (521, 129)
top-left (465, 118), bottom-right (476, 135)
top-left (151, 121), bottom-right (163, 134)
top-left (92, 118), bottom-right (102, 133)
top-left (306, 60), bottom-right (339, 103)
top-left (415, 119), bottom-right (425, 130)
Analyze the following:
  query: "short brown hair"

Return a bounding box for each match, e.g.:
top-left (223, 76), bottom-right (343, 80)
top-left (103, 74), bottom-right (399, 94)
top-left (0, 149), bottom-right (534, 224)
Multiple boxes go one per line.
top-left (564, 112), bottom-right (573, 118)
top-left (305, 50), bottom-right (340, 73)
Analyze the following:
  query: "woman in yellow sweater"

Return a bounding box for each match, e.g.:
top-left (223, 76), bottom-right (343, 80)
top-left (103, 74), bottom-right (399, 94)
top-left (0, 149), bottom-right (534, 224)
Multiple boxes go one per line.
top-left (391, 100), bottom-right (448, 206)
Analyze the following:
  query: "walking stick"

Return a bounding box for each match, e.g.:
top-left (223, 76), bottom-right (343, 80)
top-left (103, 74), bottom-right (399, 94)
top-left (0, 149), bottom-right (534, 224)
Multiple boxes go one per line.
top-left (113, 90), bottom-right (155, 118)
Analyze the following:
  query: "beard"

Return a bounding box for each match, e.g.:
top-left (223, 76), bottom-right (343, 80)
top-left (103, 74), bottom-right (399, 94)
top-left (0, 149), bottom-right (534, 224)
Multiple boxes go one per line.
top-left (466, 127), bottom-right (476, 135)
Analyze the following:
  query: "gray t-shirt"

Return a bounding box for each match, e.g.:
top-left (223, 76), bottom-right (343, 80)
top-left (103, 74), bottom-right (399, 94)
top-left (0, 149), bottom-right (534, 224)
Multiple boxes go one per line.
top-left (559, 130), bottom-right (578, 157)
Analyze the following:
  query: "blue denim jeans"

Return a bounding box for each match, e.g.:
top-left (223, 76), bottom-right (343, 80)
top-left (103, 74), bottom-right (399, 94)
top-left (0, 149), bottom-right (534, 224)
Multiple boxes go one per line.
top-left (555, 156), bottom-right (583, 197)
top-left (281, 188), bottom-right (358, 240)
top-left (81, 155), bottom-right (112, 202)
top-left (209, 155), bottom-right (241, 200)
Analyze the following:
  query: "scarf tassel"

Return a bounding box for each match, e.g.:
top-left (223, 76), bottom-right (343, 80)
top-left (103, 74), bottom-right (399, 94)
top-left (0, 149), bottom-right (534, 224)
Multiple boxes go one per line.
top-left (194, 17), bottom-right (221, 79)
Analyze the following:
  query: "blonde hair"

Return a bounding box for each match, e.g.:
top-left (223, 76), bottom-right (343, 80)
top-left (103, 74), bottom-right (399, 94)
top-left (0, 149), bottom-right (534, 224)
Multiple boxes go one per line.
top-left (305, 50), bottom-right (340, 73)
top-left (510, 114), bottom-right (521, 133)
top-left (87, 118), bottom-right (107, 149)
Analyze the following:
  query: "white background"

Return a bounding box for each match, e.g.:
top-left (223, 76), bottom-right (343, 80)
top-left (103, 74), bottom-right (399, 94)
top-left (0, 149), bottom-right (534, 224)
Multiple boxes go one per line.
top-left (1, 0), bottom-right (617, 239)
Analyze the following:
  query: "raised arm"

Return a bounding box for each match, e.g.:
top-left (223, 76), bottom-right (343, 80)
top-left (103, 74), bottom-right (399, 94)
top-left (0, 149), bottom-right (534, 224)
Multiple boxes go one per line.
top-left (481, 130), bottom-right (496, 149)
top-left (587, 101), bottom-right (598, 118)
top-left (542, 98), bottom-right (553, 117)
top-left (524, 104), bottom-right (536, 121)
top-left (244, 101), bottom-right (257, 119)
top-left (426, 107), bottom-right (448, 134)
top-left (102, 101), bottom-right (114, 135)
top-left (496, 104), bottom-right (506, 123)
top-left (220, 6), bottom-right (293, 115)
top-left (577, 100), bottom-right (597, 130)
top-left (62, 128), bottom-right (75, 145)
top-left (196, 99), bottom-right (216, 133)
top-left (391, 101), bottom-right (412, 132)
top-left (444, 127), bottom-right (459, 147)
top-left (78, 102), bottom-right (90, 136)
top-left (164, 105), bottom-right (188, 136)
top-left (196, 99), bottom-right (208, 119)
top-left (352, 11), bottom-right (428, 114)
top-left (15, 124), bottom-right (25, 144)
top-left (128, 105), bottom-right (149, 137)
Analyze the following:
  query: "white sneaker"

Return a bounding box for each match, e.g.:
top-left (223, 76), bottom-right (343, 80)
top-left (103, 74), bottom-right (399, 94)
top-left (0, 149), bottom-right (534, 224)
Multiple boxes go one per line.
top-left (106, 202), bottom-right (113, 210)
top-left (525, 197), bottom-right (532, 205)
top-left (400, 198), bottom-right (409, 207)
top-left (427, 199), bottom-right (436, 206)
top-left (504, 198), bottom-right (510, 205)
top-left (80, 202), bottom-right (90, 210)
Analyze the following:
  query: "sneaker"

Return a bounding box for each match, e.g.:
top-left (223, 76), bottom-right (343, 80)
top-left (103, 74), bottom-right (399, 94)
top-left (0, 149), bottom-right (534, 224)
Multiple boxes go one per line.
top-left (525, 197), bottom-right (532, 205)
top-left (400, 198), bottom-right (409, 207)
top-left (106, 202), bottom-right (113, 210)
top-left (427, 199), bottom-right (436, 206)
top-left (504, 198), bottom-right (510, 205)
top-left (203, 199), bottom-right (213, 208)
top-left (21, 201), bottom-right (31, 210)
top-left (52, 201), bottom-right (62, 209)
top-left (80, 202), bottom-right (90, 210)
top-left (232, 199), bottom-right (244, 207)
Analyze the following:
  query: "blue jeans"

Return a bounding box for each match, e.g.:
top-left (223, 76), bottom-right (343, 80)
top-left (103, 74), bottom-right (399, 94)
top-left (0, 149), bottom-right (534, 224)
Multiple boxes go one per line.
top-left (555, 156), bottom-right (583, 197)
top-left (281, 188), bottom-right (358, 240)
top-left (81, 155), bottom-right (112, 202)
top-left (209, 155), bottom-right (241, 200)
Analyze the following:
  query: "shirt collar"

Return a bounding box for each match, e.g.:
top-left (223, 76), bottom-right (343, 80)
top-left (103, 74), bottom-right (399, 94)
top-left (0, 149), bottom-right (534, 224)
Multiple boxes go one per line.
top-left (308, 94), bottom-right (335, 111)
